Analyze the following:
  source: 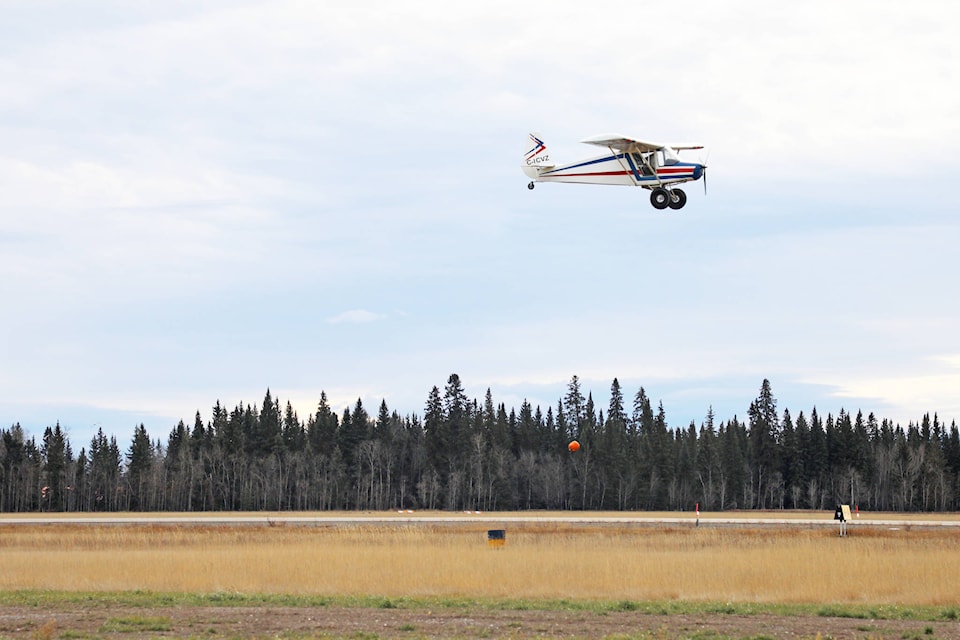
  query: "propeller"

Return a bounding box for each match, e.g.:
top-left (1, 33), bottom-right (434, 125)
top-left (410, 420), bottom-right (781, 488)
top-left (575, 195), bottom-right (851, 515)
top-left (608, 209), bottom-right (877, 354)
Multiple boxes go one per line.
top-left (698, 149), bottom-right (710, 196)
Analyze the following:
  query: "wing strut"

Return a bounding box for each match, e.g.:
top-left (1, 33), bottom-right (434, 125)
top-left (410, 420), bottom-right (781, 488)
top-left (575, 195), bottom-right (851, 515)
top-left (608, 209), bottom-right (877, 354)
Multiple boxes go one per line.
top-left (614, 145), bottom-right (662, 189)
top-left (610, 147), bottom-right (640, 186)
top-left (640, 150), bottom-right (663, 189)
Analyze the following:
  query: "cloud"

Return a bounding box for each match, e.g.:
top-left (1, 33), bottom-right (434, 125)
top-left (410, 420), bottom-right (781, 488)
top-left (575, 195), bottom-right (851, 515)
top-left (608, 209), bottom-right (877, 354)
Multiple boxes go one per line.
top-left (812, 354), bottom-right (960, 425)
top-left (2, 0), bottom-right (960, 447)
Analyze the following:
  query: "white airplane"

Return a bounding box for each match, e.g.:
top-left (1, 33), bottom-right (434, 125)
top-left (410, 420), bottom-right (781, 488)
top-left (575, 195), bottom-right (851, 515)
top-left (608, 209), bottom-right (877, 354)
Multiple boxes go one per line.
top-left (522, 133), bottom-right (706, 210)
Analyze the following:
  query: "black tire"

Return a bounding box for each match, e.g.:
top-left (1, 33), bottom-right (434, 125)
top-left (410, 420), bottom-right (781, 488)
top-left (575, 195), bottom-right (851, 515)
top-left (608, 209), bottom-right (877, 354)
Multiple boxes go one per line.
top-left (527, 182), bottom-right (535, 190)
top-left (650, 188), bottom-right (670, 210)
top-left (668, 189), bottom-right (687, 210)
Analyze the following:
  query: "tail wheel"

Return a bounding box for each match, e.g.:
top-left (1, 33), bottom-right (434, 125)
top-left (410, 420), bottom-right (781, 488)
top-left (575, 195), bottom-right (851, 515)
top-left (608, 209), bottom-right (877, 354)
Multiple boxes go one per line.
top-left (650, 188), bottom-right (670, 210)
top-left (527, 182), bottom-right (535, 190)
top-left (668, 188), bottom-right (687, 210)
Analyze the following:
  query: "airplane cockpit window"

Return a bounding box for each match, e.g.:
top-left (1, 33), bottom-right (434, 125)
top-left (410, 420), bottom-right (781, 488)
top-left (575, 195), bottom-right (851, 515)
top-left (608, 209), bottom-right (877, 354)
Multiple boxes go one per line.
top-left (660, 147), bottom-right (680, 166)
top-left (631, 152), bottom-right (655, 176)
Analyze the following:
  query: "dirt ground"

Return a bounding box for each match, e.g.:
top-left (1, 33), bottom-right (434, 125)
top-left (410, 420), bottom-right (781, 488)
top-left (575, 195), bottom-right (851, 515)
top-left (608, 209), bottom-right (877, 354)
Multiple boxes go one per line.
top-left (1, 603), bottom-right (958, 640)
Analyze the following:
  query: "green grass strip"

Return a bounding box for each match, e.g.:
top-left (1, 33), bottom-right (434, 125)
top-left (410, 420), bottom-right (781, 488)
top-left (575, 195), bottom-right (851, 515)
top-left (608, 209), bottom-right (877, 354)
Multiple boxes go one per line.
top-left (0, 590), bottom-right (956, 623)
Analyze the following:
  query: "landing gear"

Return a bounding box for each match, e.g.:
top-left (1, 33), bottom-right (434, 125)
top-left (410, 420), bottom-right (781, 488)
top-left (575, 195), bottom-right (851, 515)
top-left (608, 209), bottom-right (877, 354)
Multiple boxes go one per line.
top-left (668, 188), bottom-right (687, 210)
top-left (527, 182), bottom-right (535, 190)
top-left (650, 187), bottom-right (670, 210)
top-left (650, 187), bottom-right (687, 210)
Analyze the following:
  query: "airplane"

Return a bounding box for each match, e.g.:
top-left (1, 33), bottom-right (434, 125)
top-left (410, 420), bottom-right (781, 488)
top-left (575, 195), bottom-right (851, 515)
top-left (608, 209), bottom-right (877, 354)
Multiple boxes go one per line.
top-left (522, 133), bottom-right (706, 210)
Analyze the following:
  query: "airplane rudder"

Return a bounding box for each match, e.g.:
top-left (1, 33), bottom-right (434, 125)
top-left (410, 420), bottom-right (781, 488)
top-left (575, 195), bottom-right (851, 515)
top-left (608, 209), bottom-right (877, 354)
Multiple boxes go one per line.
top-left (523, 131), bottom-right (551, 168)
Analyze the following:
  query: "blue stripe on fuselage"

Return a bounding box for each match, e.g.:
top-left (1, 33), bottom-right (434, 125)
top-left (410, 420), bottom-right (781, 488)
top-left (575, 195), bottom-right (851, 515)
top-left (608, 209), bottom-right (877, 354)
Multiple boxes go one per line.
top-left (540, 153), bottom-right (622, 175)
top-left (541, 154), bottom-right (699, 177)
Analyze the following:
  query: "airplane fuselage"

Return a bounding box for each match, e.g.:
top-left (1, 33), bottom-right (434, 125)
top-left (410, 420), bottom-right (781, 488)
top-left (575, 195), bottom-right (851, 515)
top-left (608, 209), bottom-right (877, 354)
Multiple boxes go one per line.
top-left (531, 152), bottom-right (703, 188)
top-left (522, 133), bottom-right (706, 210)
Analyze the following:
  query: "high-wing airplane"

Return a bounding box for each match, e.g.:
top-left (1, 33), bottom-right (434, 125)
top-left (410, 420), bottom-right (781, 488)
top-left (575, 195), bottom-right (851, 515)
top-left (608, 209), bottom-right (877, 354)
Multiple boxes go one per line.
top-left (522, 133), bottom-right (706, 210)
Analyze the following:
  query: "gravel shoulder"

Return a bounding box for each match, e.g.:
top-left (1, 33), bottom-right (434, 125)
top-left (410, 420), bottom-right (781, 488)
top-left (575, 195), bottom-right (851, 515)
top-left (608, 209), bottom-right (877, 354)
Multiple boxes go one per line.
top-left (2, 602), bottom-right (958, 639)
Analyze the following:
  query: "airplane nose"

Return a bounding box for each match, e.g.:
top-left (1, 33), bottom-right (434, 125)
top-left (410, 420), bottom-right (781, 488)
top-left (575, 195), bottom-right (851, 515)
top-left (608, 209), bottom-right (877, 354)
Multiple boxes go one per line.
top-left (693, 165), bottom-right (704, 180)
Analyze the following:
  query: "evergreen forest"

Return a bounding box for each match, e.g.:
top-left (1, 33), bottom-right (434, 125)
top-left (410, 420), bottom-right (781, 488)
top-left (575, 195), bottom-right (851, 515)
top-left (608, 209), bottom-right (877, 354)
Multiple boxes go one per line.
top-left (3, 376), bottom-right (959, 513)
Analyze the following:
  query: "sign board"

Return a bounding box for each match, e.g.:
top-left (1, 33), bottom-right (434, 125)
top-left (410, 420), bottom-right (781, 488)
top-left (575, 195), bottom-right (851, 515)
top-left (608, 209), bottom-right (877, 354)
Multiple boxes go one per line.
top-left (834, 504), bottom-right (852, 536)
top-left (487, 529), bottom-right (506, 547)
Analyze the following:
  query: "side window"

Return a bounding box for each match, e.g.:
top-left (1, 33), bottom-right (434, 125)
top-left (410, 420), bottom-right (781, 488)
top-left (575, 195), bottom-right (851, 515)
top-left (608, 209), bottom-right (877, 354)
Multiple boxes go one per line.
top-left (642, 151), bottom-right (658, 173)
top-left (635, 152), bottom-right (654, 176)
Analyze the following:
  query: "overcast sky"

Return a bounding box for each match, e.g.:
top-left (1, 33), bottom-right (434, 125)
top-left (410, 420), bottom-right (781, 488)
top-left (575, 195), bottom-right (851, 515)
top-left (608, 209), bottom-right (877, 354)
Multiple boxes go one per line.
top-left (3, 1), bottom-right (959, 449)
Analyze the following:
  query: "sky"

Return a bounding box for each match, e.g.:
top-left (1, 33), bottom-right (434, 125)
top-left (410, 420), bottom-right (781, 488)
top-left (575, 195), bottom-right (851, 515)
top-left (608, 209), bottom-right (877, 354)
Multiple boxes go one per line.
top-left (2, 0), bottom-right (959, 450)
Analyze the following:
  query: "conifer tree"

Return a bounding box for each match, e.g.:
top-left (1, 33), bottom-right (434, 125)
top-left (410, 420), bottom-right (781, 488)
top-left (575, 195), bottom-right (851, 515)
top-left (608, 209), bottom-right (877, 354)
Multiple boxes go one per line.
top-left (482, 388), bottom-right (496, 435)
top-left (74, 447), bottom-right (88, 512)
top-left (718, 418), bottom-right (747, 510)
top-left (748, 379), bottom-right (780, 508)
top-left (780, 409), bottom-right (803, 508)
top-left (516, 400), bottom-right (537, 453)
top-left (257, 389), bottom-right (282, 456)
top-left (372, 399), bottom-right (392, 444)
top-left (41, 423), bottom-right (68, 511)
top-left (1, 424), bottom-right (28, 511)
top-left (337, 403), bottom-right (363, 477)
top-left (282, 401), bottom-right (305, 452)
top-left (165, 420), bottom-right (190, 510)
top-left (696, 407), bottom-right (720, 509)
top-left (126, 424), bottom-right (153, 510)
top-left (308, 392), bottom-right (339, 455)
top-left (424, 385), bottom-right (446, 475)
top-left (563, 375), bottom-right (585, 439)
top-left (89, 428), bottom-right (121, 510)
top-left (602, 378), bottom-right (631, 509)
top-left (490, 402), bottom-right (512, 452)
top-left (443, 374), bottom-right (470, 464)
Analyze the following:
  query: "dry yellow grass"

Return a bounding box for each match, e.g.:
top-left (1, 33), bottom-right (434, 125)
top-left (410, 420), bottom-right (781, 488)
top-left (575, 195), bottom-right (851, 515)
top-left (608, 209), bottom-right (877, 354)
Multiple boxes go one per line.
top-left (2, 518), bottom-right (959, 606)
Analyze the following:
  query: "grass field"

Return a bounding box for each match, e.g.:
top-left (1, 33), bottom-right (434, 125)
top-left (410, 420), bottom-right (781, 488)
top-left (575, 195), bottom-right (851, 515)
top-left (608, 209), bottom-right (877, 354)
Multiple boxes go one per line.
top-left (2, 513), bottom-right (960, 606)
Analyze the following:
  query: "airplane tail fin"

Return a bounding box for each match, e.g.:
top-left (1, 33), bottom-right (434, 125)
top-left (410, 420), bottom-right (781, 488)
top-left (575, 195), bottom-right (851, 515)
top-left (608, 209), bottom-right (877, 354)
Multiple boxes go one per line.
top-left (522, 132), bottom-right (553, 178)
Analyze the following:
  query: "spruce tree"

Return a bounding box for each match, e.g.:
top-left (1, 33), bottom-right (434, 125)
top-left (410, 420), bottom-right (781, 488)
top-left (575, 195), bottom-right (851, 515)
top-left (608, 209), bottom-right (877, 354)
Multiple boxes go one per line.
top-left (563, 375), bottom-right (585, 439)
top-left (442, 374), bottom-right (470, 472)
top-left (308, 392), bottom-right (339, 455)
top-left (424, 385), bottom-right (446, 474)
top-left (748, 379), bottom-right (779, 508)
top-left (282, 402), bottom-right (305, 452)
top-left (696, 408), bottom-right (720, 509)
top-left (373, 399), bottom-right (392, 444)
top-left (126, 424), bottom-right (153, 511)
top-left (257, 389), bottom-right (282, 456)
top-left (41, 423), bottom-right (68, 511)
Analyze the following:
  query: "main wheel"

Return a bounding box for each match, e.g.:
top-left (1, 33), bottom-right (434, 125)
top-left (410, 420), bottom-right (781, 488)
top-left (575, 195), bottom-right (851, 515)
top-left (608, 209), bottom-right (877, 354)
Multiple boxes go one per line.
top-left (527, 181), bottom-right (535, 190)
top-left (650, 188), bottom-right (670, 210)
top-left (668, 188), bottom-right (687, 210)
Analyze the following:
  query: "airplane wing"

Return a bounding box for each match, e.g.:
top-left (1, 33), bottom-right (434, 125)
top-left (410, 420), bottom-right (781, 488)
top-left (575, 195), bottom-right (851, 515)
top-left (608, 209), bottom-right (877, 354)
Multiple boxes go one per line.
top-left (580, 134), bottom-right (703, 153)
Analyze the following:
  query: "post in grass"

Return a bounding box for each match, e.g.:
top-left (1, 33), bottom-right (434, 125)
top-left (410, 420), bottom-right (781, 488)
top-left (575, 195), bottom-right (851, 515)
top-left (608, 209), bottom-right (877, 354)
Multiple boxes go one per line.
top-left (834, 504), bottom-right (852, 537)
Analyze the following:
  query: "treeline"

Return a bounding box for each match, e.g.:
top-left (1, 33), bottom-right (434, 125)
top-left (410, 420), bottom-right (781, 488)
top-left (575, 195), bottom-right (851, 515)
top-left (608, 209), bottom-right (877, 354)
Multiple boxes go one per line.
top-left (3, 376), bottom-right (959, 513)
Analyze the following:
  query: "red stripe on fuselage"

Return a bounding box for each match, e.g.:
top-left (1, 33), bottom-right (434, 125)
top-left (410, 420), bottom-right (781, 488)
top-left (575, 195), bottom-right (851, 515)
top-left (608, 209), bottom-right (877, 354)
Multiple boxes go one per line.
top-left (546, 170), bottom-right (628, 177)
top-left (545, 169), bottom-right (694, 179)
